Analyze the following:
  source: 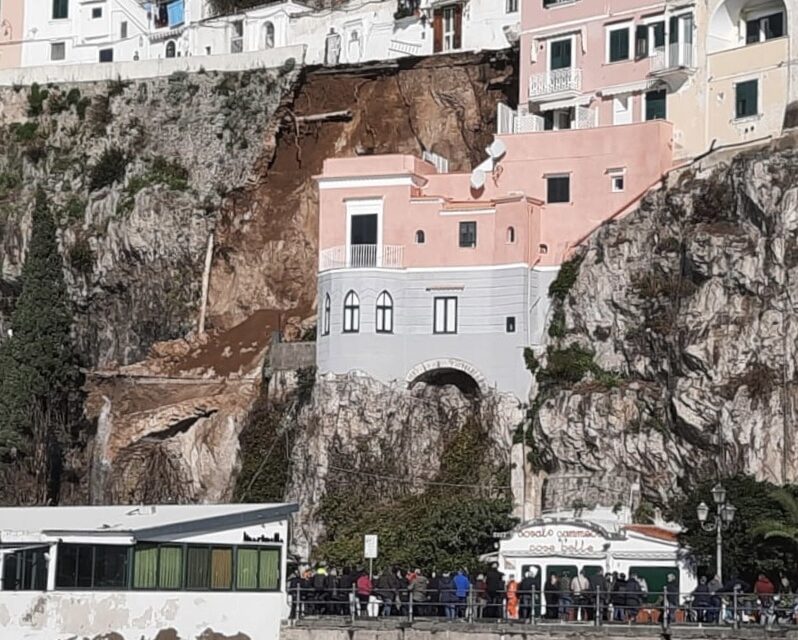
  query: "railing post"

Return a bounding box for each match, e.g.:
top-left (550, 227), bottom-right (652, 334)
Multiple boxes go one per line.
top-left (662, 589), bottom-right (669, 632)
top-left (467, 585), bottom-right (474, 623)
top-left (351, 583), bottom-right (356, 624)
top-left (595, 586), bottom-right (601, 627)
top-left (732, 589), bottom-right (738, 629)
top-left (409, 590), bottom-right (414, 624)
top-left (530, 586), bottom-right (537, 626)
top-left (296, 581), bottom-right (302, 620)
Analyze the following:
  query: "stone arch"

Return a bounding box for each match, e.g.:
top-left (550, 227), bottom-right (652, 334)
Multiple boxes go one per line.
top-left (708, 0), bottom-right (788, 53)
top-left (406, 358), bottom-right (489, 396)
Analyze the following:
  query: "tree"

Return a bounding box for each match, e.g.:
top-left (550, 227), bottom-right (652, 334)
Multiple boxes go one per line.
top-left (751, 488), bottom-right (798, 547)
top-left (671, 475), bottom-right (798, 584)
top-left (0, 189), bottom-right (81, 460)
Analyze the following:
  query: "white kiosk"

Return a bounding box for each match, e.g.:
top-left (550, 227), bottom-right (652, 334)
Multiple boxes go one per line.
top-left (498, 508), bottom-right (696, 618)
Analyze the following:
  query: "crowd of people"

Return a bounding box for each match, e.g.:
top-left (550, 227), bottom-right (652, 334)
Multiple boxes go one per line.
top-left (288, 563), bottom-right (798, 626)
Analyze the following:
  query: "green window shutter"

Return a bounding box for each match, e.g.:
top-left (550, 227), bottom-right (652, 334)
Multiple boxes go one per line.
top-left (609, 28), bottom-right (629, 62)
top-left (735, 80), bottom-right (758, 118)
top-left (635, 25), bottom-right (648, 59)
top-left (669, 16), bottom-right (678, 44)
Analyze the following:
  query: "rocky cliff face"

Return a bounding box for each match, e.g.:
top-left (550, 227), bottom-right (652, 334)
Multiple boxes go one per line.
top-left (528, 136), bottom-right (798, 514)
top-left (286, 373), bottom-right (521, 557)
top-left (0, 50), bottom-right (518, 512)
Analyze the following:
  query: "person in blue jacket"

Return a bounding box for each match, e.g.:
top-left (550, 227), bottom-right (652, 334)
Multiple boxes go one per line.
top-left (454, 569), bottom-right (471, 618)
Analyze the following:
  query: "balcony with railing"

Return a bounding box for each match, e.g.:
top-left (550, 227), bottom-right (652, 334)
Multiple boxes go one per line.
top-left (650, 43), bottom-right (694, 72)
top-left (319, 244), bottom-right (404, 271)
top-left (528, 67), bottom-right (582, 101)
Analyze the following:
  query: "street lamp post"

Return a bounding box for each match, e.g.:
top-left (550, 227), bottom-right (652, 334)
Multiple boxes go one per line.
top-left (696, 483), bottom-right (736, 583)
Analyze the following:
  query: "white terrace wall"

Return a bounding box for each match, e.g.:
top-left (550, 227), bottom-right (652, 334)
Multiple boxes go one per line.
top-left (0, 44), bottom-right (305, 86)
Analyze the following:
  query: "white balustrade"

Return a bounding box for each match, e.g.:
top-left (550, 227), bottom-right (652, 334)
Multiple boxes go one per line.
top-left (319, 245), bottom-right (404, 271)
top-left (529, 67), bottom-right (582, 99)
top-left (650, 44), bottom-right (694, 72)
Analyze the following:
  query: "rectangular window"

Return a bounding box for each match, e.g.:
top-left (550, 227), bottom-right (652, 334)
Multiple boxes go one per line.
top-left (443, 6), bottom-right (457, 51)
top-left (506, 0), bottom-right (518, 13)
top-left (506, 317), bottom-right (516, 333)
top-left (458, 221), bottom-right (476, 248)
top-left (607, 25), bottom-right (630, 62)
top-left (433, 297), bottom-right (457, 334)
top-left (92, 7), bottom-right (102, 18)
top-left (747, 12), bottom-right (784, 44)
top-left (610, 171), bottom-right (625, 192)
top-left (158, 546), bottom-right (183, 590)
top-left (50, 42), bottom-right (66, 61)
top-left (99, 48), bottom-right (114, 63)
top-left (53, 0), bottom-right (69, 20)
top-left (121, 21), bottom-right (128, 39)
top-left (544, 108), bottom-right (572, 131)
top-left (549, 38), bottom-right (572, 70)
top-left (735, 80), bottom-right (758, 119)
top-left (133, 544), bottom-right (158, 589)
top-left (55, 544), bottom-right (130, 589)
top-left (231, 20), bottom-right (244, 54)
top-left (1, 547), bottom-right (48, 591)
top-left (186, 546), bottom-right (211, 589)
top-left (645, 89), bottom-right (667, 121)
top-left (211, 548), bottom-right (233, 590)
top-left (546, 175), bottom-right (570, 203)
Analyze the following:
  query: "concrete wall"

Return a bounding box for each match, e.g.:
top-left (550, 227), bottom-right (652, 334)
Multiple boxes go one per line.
top-left (317, 265), bottom-right (554, 399)
top-left (0, 44), bottom-right (305, 85)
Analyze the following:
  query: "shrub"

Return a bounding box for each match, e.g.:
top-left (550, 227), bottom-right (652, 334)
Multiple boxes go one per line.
top-left (548, 254), bottom-right (583, 302)
top-left (13, 122), bottom-right (39, 143)
top-left (107, 77), bottom-right (131, 98)
top-left (27, 83), bottom-right (49, 117)
top-left (539, 345), bottom-right (596, 386)
top-left (523, 347), bottom-right (539, 374)
top-left (47, 91), bottom-right (69, 115)
top-left (63, 195), bottom-right (86, 223)
top-left (89, 147), bottom-right (128, 192)
top-left (66, 88), bottom-right (82, 108)
top-left (68, 237), bottom-right (94, 275)
top-left (150, 156), bottom-right (189, 191)
top-left (75, 97), bottom-right (91, 121)
top-left (548, 307), bottom-right (566, 338)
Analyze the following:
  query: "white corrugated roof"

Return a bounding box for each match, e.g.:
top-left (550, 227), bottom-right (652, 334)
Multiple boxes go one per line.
top-left (0, 503), bottom-right (296, 538)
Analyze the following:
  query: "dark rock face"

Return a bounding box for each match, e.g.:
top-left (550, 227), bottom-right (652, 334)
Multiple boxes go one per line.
top-left (528, 138), bottom-right (798, 512)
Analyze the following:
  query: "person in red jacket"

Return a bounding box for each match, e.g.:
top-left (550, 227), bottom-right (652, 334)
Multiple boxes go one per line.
top-left (356, 570), bottom-right (373, 616)
top-left (755, 573), bottom-right (776, 607)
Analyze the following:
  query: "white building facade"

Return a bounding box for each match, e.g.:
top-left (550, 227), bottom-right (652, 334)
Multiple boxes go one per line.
top-left (0, 503), bottom-right (296, 640)
top-left (2, 0), bottom-right (519, 84)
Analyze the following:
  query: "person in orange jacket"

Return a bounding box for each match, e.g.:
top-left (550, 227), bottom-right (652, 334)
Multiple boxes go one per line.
top-left (507, 574), bottom-right (519, 619)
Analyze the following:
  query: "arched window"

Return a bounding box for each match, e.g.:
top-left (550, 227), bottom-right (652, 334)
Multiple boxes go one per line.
top-left (539, 243), bottom-right (549, 255)
top-left (165, 41), bottom-right (176, 59)
top-left (415, 230), bottom-right (425, 244)
top-left (264, 22), bottom-right (275, 49)
top-left (507, 226), bottom-right (515, 243)
top-left (375, 291), bottom-right (394, 334)
top-left (343, 290), bottom-right (360, 333)
top-left (322, 293), bottom-right (331, 336)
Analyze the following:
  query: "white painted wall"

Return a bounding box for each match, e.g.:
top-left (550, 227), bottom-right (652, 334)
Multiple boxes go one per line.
top-left (0, 519), bottom-right (291, 639)
top-left (13, 0), bottom-right (518, 82)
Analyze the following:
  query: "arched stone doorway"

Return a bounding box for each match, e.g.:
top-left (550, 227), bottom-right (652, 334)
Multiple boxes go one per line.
top-left (406, 358), bottom-right (488, 397)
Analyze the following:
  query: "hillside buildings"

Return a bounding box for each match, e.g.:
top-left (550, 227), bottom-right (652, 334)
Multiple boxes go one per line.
top-left (0, 0), bottom-right (520, 83)
top-left (315, 0), bottom-right (794, 401)
top-left (0, 503), bottom-right (295, 639)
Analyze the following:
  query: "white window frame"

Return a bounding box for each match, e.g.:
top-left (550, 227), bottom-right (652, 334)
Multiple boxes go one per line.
top-left (91, 6), bottom-right (102, 19)
top-left (433, 296), bottom-right (458, 334)
top-left (322, 293), bottom-right (331, 336)
top-left (343, 290), bottom-right (360, 333)
top-left (608, 168), bottom-right (626, 192)
top-left (547, 34), bottom-right (576, 72)
top-left (375, 291), bottom-right (394, 334)
top-left (743, 8), bottom-right (786, 44)
top-left (605, 21), bottom-right (633, 63)
top-left (345, 198), bottom-right (383, 266)
top-left (733, 77), bottom-right (761, 121)
top-left (50, 42), bottom-right (66, 61)
top-left (231, 20), bottom-right (244, 54)
top-left (545, 172), bottom-right (571, 204)
top-left (506, 0), bottom-right (519, 14)
top-left (443, 6), bottom-right (457, 52)
top-left (120, 21), bottom-right (128, 39)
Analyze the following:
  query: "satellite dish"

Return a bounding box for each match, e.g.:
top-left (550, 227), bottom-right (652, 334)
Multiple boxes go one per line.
top-left (489, 138), bottom-right (507, 160)
top-left (476, 157), bottom-right (494, 173)
top-left (470, 168), bottom-right (486, 190)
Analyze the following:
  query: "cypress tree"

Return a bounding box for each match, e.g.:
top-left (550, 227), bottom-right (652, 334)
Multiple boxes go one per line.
top-left (0, 189), bottom-right (80, 457)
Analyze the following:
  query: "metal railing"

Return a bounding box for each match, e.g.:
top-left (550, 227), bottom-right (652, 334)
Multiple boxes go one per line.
top-left (319, 245), bottom-right (404, 271)
top-left (651, 43), bottom-right (694, 72)
top-left (287, 586), bottom-right (798, 630)
top-left (529, 68), bottom-right (582, 99)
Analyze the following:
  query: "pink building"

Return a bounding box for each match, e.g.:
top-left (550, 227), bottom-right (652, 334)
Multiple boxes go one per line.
top-left (315, 119), bottom-right (673, 398)
top-left (512, 0), bottom-right (696, 134)
top-left (0, 1), bottom-right (24, 70)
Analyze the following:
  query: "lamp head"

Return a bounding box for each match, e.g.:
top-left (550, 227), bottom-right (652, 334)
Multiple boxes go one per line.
top-left (712, 484), bottom-right (726, 505)
top-left (696, 501), bottom-right (709, 523)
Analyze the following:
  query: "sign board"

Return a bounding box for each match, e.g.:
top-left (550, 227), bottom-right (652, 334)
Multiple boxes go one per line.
top-left (364, 534), bottom-right (378, 559)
